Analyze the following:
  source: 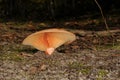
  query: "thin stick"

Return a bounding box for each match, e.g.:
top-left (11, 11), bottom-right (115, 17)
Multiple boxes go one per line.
top-left (94, 0), bottom-right (115, 46)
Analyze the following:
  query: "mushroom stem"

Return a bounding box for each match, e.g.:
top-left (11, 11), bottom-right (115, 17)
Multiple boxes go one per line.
top-left (45, 47), bottom-right (55, 55)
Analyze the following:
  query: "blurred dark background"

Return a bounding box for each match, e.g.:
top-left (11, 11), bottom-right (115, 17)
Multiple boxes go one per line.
top-left (0, 0), bottom-right (120, 21)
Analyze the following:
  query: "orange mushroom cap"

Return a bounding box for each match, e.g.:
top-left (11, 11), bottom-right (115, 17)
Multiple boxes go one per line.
top-left (22, 28), bottom-right (76, 55)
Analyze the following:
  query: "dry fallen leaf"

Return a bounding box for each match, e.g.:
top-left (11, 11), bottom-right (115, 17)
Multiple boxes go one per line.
top-left (28, 66), bottom-right (37, 74)
top-left (39, 64), bottom-right (48, 71)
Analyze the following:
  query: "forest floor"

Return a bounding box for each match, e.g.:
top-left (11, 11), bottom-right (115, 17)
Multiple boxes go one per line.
top-left (0, 17), bottom-right (120, 80)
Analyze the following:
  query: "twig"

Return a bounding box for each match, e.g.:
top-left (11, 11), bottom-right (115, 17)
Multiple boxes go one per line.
top-left (94, 0), bottom-right (115, 46)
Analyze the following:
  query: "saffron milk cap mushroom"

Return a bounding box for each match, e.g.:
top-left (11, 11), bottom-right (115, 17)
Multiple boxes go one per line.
top-left (22, 28), bottom-right (76, 55)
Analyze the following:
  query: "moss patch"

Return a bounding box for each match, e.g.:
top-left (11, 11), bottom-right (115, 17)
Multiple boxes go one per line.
top-left (0, 52), bottom-right (24, 62)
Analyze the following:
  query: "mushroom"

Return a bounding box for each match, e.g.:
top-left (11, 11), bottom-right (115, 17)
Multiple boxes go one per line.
top-left (22, 28), bottom-right (76, 55)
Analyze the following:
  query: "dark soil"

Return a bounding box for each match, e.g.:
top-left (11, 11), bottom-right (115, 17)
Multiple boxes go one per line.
top-left (0, 20), bottom-right (120, 80)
